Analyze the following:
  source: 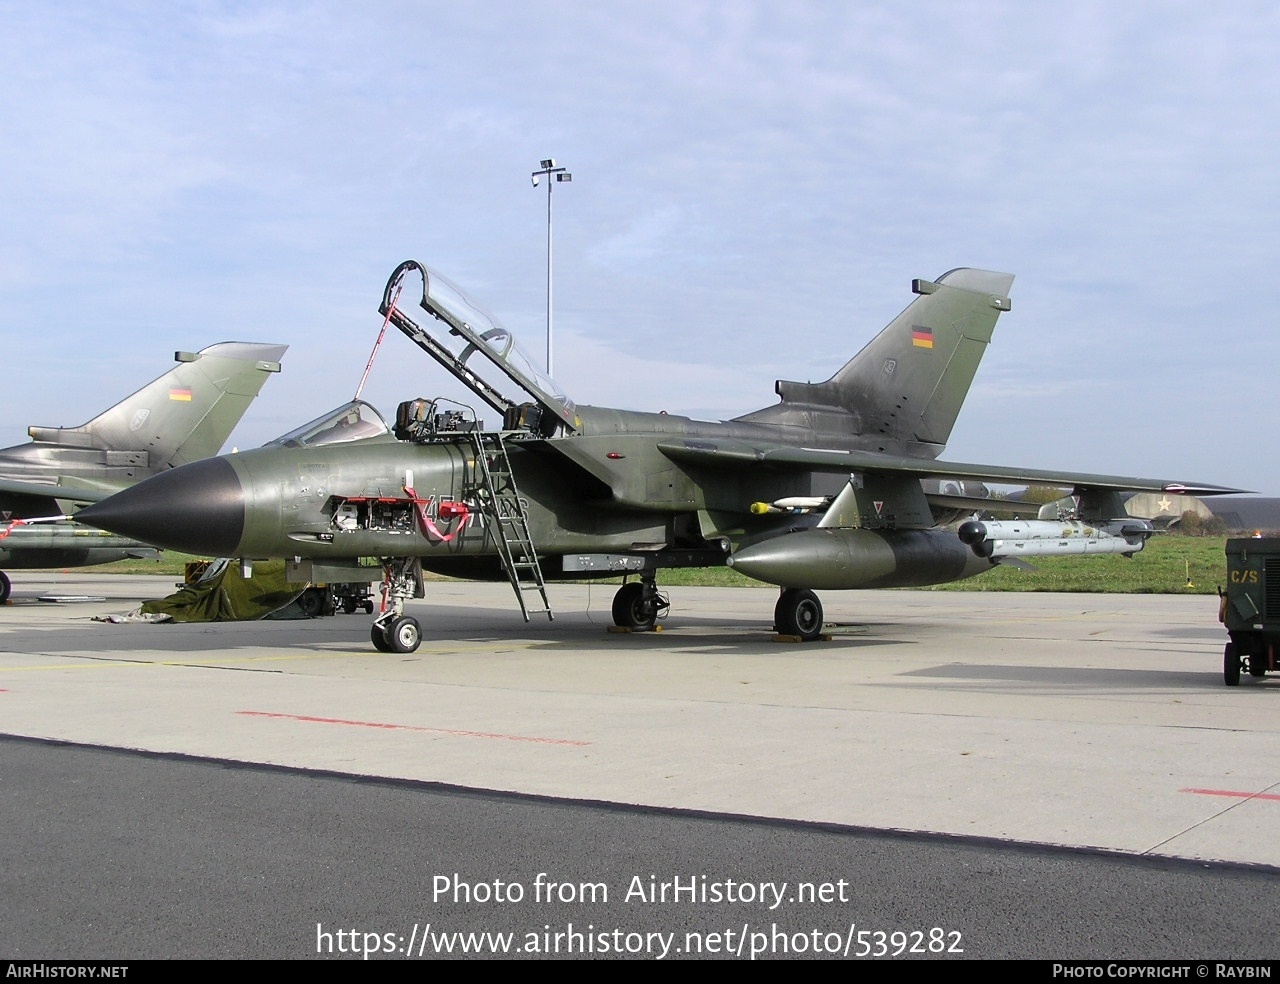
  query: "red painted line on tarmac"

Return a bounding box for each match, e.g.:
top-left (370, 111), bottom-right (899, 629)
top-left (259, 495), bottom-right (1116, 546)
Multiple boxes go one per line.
top-left (237, 710), bottom-right (590, 746)
top-left (1181, 787), bottom-right (1280, 802)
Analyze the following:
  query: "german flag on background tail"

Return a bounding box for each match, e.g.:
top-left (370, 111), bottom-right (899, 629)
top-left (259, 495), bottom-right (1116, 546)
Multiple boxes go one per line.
top-left (911, 327), bottom-right (933, 349)
top-left (169, 387), bottom-right (193, 402)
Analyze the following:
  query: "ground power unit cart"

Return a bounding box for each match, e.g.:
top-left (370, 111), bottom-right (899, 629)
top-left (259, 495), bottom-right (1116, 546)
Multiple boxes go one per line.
top-left (1221, 538), bottom-right (1280, 686)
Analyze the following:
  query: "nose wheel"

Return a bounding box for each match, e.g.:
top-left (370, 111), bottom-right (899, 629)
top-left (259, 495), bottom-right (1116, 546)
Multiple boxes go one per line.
top-left (372, 615), bottom-right (422, 654)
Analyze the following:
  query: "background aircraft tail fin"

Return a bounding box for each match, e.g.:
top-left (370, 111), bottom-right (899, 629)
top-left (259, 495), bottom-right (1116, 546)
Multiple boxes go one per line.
top-left (27, 342), bottom-right (287, 469)
top-left (735, 268), bottom-right (1013, 458)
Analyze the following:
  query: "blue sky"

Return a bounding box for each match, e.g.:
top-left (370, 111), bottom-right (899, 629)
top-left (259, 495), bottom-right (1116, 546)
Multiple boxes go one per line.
top-left (3, 2), bottom-right (1277, 492)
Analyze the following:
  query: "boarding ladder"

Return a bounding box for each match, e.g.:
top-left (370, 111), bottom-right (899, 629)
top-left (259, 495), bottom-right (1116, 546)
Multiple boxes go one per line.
top-left (469, 432), bottom-right (553, 621)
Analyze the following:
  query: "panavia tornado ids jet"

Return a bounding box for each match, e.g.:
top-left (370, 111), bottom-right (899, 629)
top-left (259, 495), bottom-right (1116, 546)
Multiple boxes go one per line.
top-left (0, 342), bottom-right (286, 602)
top-left (78, 261), bottom-right (1236, 652)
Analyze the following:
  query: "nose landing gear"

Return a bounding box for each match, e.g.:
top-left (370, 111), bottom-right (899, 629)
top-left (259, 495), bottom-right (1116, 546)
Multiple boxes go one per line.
top-left (368, 558), bottom-right (425, 653)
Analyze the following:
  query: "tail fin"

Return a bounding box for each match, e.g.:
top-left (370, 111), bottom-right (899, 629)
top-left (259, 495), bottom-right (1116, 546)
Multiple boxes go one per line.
top-left (27, 342), bottom-right (287, 469)
top-left (735, 268), bottom-right (1013, 458)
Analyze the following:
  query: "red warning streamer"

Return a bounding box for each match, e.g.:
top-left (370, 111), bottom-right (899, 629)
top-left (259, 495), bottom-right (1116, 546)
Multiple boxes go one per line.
top-left (0, 518), bottom-right (30, 542)
top-left (404, 488), bottom-right (470, 542)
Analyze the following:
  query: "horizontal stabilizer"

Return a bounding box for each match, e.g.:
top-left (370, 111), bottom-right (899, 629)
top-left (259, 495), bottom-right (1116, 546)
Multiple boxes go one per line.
top-left (0, 477), bottom-right (115, 504)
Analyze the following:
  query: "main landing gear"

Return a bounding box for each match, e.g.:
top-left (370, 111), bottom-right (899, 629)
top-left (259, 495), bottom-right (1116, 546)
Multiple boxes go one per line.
top-left (606, 577), bottom-right (827, 640)
top-left (369, 557), bottom-right (425, 653)
top-left (774, 587), bottom-right (825, 641)
top-left (611, 577), bottom-right (669, 631)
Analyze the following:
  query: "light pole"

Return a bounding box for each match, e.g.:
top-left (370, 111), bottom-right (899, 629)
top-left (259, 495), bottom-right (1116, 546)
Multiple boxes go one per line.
top-left (531, 158), bottom-right (571, 376)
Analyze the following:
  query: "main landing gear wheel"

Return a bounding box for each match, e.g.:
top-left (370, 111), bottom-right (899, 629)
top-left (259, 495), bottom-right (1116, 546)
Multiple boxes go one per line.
top-left (612, 581), bottom-right (663, 631)
top-left (298, 588), bottom-right (324, 617)
top-left (1224, 642), bottom-right (1241, 687)
top-left (775, 588), bottom-right (824, 641)
top-left (0, 571), bottom-right (10, 604)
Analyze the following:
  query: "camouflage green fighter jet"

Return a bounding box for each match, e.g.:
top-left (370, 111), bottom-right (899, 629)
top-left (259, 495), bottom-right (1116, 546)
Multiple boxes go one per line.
top-left (0, 342), bottom-right (286, 602)
top-left (78, 261), bottom-right (1236, 652)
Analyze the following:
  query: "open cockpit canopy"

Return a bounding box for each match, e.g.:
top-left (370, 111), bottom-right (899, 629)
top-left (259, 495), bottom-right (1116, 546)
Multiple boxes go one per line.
top-left (380, 260), bottom-right (579, 436)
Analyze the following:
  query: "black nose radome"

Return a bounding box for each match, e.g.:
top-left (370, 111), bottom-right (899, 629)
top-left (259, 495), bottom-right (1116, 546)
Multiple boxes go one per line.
top-left (77, 457), bottom-right (245, 556)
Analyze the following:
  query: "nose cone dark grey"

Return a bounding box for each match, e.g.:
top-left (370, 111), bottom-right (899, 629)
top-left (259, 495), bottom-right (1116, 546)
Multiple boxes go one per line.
top-left (78, 457), bottom-right (245, 556)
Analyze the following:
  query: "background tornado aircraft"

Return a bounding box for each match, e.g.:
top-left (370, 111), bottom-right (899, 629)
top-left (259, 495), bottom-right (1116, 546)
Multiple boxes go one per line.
top-left (79, 261), bottom-right (1235, 652)
top-left (0, 342), bottom-right (286, 602)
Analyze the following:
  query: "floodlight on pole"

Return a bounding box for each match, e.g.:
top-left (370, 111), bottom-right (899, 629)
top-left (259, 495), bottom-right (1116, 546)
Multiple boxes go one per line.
top-left (531, 158), bottom-right (571, 375)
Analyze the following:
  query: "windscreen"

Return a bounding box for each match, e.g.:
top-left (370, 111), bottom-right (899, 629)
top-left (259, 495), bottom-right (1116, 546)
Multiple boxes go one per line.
top-left (267, 401), bottom-right (391, 448)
